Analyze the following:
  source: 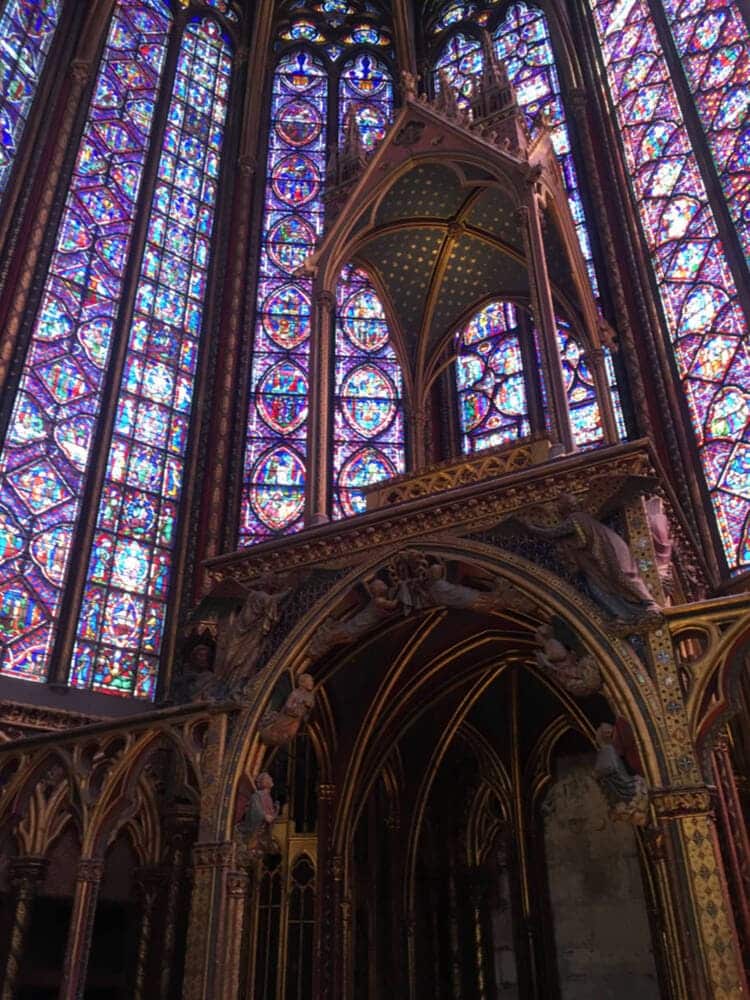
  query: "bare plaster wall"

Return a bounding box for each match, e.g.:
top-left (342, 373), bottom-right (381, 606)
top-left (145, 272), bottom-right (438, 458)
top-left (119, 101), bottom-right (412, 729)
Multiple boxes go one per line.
top-left (543, 755), bottom-right (660, 1000)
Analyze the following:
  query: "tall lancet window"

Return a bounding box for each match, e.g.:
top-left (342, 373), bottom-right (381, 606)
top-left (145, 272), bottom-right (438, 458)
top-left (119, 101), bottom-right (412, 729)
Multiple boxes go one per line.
top-left (590, 0), bottom-right (750, 572)
top-left (0, 1), bottom-right (235, 695)
top-left (333, 265), bottom-right (404, 517)
top-left (239, 3), bottom-right (396, 546)
top-left (0, 0), bottom-right (61, 199)
top-left (71, 17), bottom-right (232, 698)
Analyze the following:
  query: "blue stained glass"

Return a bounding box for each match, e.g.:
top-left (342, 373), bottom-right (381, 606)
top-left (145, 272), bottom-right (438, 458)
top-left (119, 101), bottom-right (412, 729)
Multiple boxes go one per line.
top-left (456, 301), bottom-right (530, 452)
top-left (68, 17), bottom-right (232, 699)
top-left (333, 265), bottom-right (405, 518)
top-left (0, 0), bottom-right (170, 685)
top-left (339, 51), bottom-right (393, 151)
top-left (0, 0), bottom-right (61, 198)
top-left (240, 51), bottom-right (327, 546)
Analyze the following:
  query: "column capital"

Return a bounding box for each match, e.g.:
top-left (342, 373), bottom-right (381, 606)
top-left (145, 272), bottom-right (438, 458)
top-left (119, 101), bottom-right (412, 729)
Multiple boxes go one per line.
top-left (9, 855), bottom-right (48, 887)
top-left (69, 59), bottom-right (91, 86)
top-left (76, 858), bottom-right (105, 883)
top-left (192, 840), bottom-right (236, 869)
top-left (315, 290), bottom-right (335, 312)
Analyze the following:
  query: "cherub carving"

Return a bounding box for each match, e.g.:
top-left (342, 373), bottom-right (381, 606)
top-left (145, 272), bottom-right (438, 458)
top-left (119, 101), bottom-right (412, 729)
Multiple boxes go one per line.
top-left (259, 674), bottom-right (316, 747)
top-left (308, 577), bottom-right (399, 658)
top-left (594, 723), bottom-right (648, 827)
top-left (514, 493), bottom-right (661, 622)
top-left (237, 773), bottom-right (279, 856)
top-left (533, 622), bottom-right (601, 697)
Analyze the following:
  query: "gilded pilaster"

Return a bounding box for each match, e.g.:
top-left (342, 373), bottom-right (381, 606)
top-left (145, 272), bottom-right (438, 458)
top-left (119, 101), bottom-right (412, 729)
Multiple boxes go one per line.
top-left (1, 856), bottom-right (48, 1000)
top-left (183, 840), bottom-right (237, 1000)
top-left (58, 857), bottom-right (104, 1000)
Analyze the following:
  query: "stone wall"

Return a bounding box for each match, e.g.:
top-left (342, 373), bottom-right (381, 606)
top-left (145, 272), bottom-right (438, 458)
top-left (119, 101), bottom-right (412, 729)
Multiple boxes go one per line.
top-left (543, 756), bottom-right (659, 1000)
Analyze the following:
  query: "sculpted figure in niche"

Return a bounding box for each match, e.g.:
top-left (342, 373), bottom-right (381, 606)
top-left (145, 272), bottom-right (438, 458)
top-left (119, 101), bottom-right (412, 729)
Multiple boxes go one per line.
top-left (515, 493), bottom-right (661, 622)
top-left (534, 622), bottom-right (601, 697)
top-left (238, 772), bottom-right (279, 856)
top-left (646, 495), bottom-right (673, 595)
top-left (308, 576), bottom-right (399, 658)
top-left (220, 581), bottom-right (291, 682)
top-left (259, 674), bottom-right (316, 747)
top-left (594, 722), bottom-right (649, 827)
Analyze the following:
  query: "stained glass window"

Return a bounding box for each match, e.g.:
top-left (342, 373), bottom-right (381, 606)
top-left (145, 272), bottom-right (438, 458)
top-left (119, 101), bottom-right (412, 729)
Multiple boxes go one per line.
top-left (434, 33), bottom-right (483, 109)
top-left (556, 319), bottom-right (604, 448)
top-left (660, 0), bottom-right (750, 265)
top-left (338, 51), bottom-right (392, 151)
top-left (333, 265), bottom-right (404, 517)
top-left (0, 0), bottom-right (170, 683)
top-left (69, 17), bottom-right (232, 698)
top-left (494, 3), bottom-right (598, 290)
top-left (590, 0), bottom-right (750, 571)
top-left (456, 301), bottom-right (530, 453)
top-left (0, 0), bottom-right (61, 199)
top-left (239, 50), bottom-right (326, 547)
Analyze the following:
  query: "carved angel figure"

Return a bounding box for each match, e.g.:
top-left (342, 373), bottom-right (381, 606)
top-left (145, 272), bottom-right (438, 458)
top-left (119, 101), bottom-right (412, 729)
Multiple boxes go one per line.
top-left (400, 68), bottom-right (418, 101)
top-left (534, 623), bottom-right (601, 697)
top-left (308, 577), bottom-right (399, 659)
top-left (594, 723), bottom-right (648, 827)
top-left (426, 562), bottom-right (532, 615)
top-left (646, 496), bottom-right (673, 593)
top-left (220, 584), bottom-right (291, 681)
top-left (259, 674), bottom-right (316, 747)
top-left (517, 493), bottom-right (661, 622)
top-left (238, 773), bottom-right (279, 855)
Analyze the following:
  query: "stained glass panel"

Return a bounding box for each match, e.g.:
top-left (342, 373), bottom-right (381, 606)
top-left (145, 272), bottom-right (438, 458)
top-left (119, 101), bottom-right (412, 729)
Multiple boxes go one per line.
top-left (590, 0), bottom-right (750, 570)
top-left (338, 51), bottom-right (393, 151)
top-left (556, 319), bottom-right (604, 448)
top-left (434, 32), bottom-right (483, 108)
top-left (68, 16), bottom-right (231, 698)
top-left (660, 0), bottom-right (750, 265)
top-left (0, 0), bottom-right (60, 199)
top-left (0, 0), bottom-right (170, 682)
top-left (456, 301), bottom-right (530, 452)
top-left (239, 51), bottom-right (327, 546)
top-left (333, 265), bottom-right (404, 517)
top-left (494, 3), bottom-right (598, 290)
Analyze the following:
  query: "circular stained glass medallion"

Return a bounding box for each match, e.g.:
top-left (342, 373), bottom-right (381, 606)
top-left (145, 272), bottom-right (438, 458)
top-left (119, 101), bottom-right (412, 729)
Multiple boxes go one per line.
top-left (341, 364), bottom-right (396, 437)
top-left (354, 105), bottom-right (388, 149)
top-left (338, 446), bottom-right (395, 516)
top-left (342, 288), bottom-right (389, 351)
top-left (262, 283), bottom-right (311, 348)
top-left (272, 153), bottom-right (320, 207)
top-left (460, 390), bottom-right (490, 431)
top-left (267, 216), bottom-right (316, 274)
top-left (251, 446), bottom-right (305, 530)
top-left (258, 361), bottom-right (309, 434)
top-left (276, 99), bottom-right (322, 147)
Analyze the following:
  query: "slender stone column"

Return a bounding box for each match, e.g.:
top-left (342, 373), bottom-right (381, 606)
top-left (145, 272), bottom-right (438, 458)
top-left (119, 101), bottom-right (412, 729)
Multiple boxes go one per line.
top-left (583, 346), bottom-right (619, 445)
top-left (1, 856), bottom-right (48, 1000)
top-left (58, 858), bottom-right (104, 1000)
top-left (713, 739), bottom-right (750, 957)
top-left (182, 841), bottom-right (237, 1000)
top-left (132, 868), bottom-right (166, 1000)
top-left (518, 195), bottom-right (574, 452)
top-left (219, 869), bottom-right (251, 999)
top-left (158, 812), bottom-right (196, 999)
top-left (313, 783), bottom-right (335, 999)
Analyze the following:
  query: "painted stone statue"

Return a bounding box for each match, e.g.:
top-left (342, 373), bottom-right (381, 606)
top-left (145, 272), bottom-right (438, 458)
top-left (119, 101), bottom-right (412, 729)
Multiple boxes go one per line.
top-left (259, 674), bottom-right (316, 747)
top-left (220, 582), bottom-right (291, 682)
top-left (516, 493), bottom-right (661, 622)
top-left (533, 623), bottom-right (601, 697)
top-left (594, 723), bottom-right (649, 827)
top-left (238, 772), bottom-right (279, 856)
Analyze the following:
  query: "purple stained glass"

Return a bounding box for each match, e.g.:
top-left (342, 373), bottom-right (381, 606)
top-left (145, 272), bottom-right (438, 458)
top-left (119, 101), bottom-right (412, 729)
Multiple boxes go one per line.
top-left (494, 3), bottom-right (598, 291)
top-left (0, 0), bottom-right (60, 198)
top-left (239, 50), bottom-right (327, 546)
top-left (333, 265), bottom-right (404, 517)
top-left (591, 0), bottom-right (750, 570)
top-left (0, 0), bottom-right (170, 684)
top-left (339, 51), bottom-right (393, 151)
top-left (660, 0), bottom-right (750, 265)
top-left (456, 300), bottom-right (530, 452)
top-left (434, 32), bottom-right (483, 108)
top-left (68, 16), bottom-right (232, 699)
top-left (556, 318), bottom-right (604, 448)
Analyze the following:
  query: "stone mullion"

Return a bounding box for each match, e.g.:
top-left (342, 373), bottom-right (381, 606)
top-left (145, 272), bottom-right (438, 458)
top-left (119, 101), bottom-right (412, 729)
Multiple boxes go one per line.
top-left (199, 0), bottom-right (277, 573)
top-left (391, 0), bottom-right (417, 82)
top-left (58, 857), bottom-right (104, 1000)
top-left (0, 0), bottom-right (113, 396)
top-left (584, 346), bottom-right (618, 445)
top-left (516, 308), bottom-right (545, 437)
top-left (305, 290), bottom-right (336, 525)
top-left (0, 856), bottom-right (48, 1000)
top-left (568, 87), bottom-right (649, 439)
